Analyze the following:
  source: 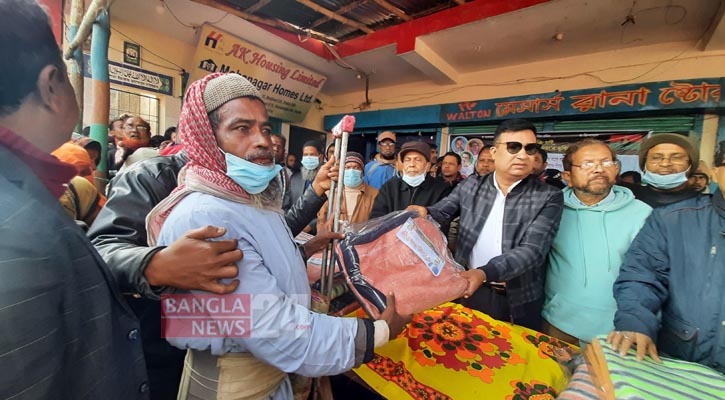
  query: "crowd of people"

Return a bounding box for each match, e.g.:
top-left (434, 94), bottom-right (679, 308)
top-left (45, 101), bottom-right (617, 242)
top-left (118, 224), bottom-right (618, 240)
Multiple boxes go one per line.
top-left (2, 1), bottom-right (724, 399)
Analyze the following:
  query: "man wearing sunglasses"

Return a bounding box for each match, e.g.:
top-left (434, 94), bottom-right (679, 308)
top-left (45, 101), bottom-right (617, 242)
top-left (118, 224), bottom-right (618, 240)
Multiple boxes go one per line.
top-left (410, 119), bottom-right (564, 330)
top-left (541, 139), bottom-right (651, 345)
top-left (623, 133), bottom-right (700, 208)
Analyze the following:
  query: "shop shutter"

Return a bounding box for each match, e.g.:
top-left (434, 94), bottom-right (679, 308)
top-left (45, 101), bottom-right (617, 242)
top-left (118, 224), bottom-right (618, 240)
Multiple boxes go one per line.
top-left (451, 123), bottom-right (545, 135)
top-left (551, 116), bottom-right (696, 133)
top-left (450, 116), bottom-right (695, 135)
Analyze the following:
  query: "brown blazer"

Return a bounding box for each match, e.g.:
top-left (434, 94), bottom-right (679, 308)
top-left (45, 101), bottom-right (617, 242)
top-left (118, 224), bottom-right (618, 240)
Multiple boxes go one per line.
top-left (318, 184), bottom-right (379, 228)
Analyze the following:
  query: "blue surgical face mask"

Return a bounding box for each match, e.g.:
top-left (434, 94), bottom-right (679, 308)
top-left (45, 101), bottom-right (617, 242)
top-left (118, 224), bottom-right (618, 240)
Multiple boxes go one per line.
top-left (224, 151), bottom-right (282, 194)
top-left (402, 172), bottom-right (426, 187)
top-left (642, 167), bottom-right (689, 190)
top-left (301, 156), bottom-right (320, 170)
top-left (343, 169), bottom-right (363, 188)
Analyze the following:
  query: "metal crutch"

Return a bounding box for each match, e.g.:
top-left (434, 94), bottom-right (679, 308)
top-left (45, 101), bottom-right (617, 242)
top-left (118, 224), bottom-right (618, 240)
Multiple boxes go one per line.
top-left (320, 115), bottom-right (355, 299)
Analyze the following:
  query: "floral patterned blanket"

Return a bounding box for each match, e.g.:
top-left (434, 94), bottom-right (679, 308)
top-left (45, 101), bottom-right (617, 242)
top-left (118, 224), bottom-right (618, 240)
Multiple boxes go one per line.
top-left (353, 303), bottom-right (575, 400)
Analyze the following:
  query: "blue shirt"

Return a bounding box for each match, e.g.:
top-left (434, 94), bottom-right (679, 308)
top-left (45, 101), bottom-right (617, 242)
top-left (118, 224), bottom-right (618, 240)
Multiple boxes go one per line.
top-left (364, 159), bottom-right (395, 189)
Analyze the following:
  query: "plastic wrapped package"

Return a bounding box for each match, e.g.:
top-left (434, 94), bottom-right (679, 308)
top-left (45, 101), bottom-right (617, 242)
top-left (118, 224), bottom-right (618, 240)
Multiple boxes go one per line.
top-left (335, 210), bottom-right (468, 319)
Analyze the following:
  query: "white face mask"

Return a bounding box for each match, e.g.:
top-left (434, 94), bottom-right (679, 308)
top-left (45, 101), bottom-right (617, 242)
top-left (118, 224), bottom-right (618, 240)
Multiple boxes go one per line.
top-left (402, 172), bottom-right (426, 187)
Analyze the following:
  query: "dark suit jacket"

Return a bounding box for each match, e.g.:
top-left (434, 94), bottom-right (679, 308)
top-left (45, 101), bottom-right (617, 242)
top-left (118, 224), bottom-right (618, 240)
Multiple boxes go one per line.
top-left (428, 174), bottom-right (564, 323)
top-left (0, 145), bottom-right (149, 399)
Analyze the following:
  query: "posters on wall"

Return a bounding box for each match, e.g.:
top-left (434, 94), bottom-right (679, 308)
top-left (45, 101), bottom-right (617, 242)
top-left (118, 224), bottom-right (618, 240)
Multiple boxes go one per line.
top-left (447, 136), bottom-right (481, 177)
top-left (449, 131), bottom-right (647, 179)
top-left (190, 25), bottom-right (327, 122)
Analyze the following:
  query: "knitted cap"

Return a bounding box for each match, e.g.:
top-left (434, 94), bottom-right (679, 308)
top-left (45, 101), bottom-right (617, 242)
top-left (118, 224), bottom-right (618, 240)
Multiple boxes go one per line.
top-left (344, 152), bottom-right (365, 169)
top-left (203, 73), bottom-right (262, 112)
top-left (638, 133), bottom-right (699, 172)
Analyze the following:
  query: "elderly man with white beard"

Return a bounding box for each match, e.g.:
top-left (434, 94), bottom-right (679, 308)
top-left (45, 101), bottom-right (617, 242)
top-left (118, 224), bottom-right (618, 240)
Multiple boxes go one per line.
top-left (370, 141), bottom-right (452, 219)
top-left (147, 73), bottom-right (407, 400)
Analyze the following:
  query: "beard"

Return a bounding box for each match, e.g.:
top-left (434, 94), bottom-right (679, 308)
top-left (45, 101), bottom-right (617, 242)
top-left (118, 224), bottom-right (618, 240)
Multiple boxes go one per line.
top-left (249, 174), bottom-right (283, 210)
top-left (242, 149), bottom-right (283, 209)
top-left (380, 151), bottom-right (395, 161)
top-left (575, 177), bottom-right (614, 197)
top-left (302, 167), bottom-right (318, 181)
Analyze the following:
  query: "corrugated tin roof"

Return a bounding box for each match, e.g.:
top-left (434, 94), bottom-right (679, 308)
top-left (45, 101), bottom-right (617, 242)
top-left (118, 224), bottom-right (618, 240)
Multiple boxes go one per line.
top-left (222, 0), bottom-right (462, 42)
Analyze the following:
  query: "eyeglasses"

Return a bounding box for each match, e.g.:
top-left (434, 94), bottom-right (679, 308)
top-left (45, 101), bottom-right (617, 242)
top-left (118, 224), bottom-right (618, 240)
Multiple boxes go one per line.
top-left (496, 141), bottom-right (541, 155)
top-left (125, 124), bottom-right (149, 132)
top-left (571, 160), bottom-right (621, 170)
top-left (379, 142), bottom-right (395, 148)
top-left (647, 154), bottom-right (689, 166)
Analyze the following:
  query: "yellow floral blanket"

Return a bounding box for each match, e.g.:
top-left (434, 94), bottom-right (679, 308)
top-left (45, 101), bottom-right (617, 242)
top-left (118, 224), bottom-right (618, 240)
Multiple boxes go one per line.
top-left (353, 303), bottom-right (575, 400)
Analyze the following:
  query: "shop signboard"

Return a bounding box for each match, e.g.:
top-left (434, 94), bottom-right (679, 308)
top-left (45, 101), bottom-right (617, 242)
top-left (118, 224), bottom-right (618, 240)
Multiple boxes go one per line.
top-left (190, 25), bottom-right (327, 122)
top-left (441, 78), bottom-right (722, 124)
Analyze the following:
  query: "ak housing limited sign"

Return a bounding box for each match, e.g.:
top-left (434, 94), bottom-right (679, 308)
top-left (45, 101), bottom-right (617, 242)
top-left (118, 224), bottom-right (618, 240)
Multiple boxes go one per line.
top-left (190, 25), bottom-right (327, 122)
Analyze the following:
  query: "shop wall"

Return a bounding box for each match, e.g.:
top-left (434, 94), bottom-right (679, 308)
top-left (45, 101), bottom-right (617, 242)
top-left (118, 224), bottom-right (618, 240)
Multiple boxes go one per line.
top-left (282, 92), bottom-right (333, 153)
top-left (326, 41), bottom-right (725, 114)
top-left (324, 40), bottom-right (725, 163)
top-left (295, 92), bottom-right (331, 132)
top-left (79, 18), bottom-right (327, 134)
top-left (79, 18), bottom-right (193, 133)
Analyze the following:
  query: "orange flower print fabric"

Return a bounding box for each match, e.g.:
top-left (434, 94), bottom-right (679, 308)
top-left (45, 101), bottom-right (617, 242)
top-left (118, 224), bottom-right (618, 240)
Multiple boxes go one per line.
top-left (354, 303), bottom-right (574, 400)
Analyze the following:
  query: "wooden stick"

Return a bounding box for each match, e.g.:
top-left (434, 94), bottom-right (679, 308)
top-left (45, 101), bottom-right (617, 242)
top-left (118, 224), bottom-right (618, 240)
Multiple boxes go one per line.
top-left (296, 0), bottom-right (374, 33)
top-left (371, 0), bottom-right (411, 21)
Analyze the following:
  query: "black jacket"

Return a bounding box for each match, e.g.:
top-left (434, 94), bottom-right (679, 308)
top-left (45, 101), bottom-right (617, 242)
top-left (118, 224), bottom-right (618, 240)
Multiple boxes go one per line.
top-left (88, 152), bottom-right (326, 400)
top-left (622, 182), bottom-right (699, 208)
top-left (370, 175), bottom-right (452, 219)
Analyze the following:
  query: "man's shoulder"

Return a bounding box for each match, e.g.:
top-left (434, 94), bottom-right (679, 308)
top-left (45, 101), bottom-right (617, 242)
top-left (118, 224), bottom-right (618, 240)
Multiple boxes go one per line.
top-left (165, 193), bottom-right (269, 233)
top-left (626, 197), bottom-right (654, 214)
top-left (173, 191), bottom-right (244, 214)
top-left (379, 176), bottom-right (402, 191)
top-left (0, 177), bottom-right (62, 231)
top-left (425, 175), bottom-right (452, 190)
top-left (652, 193), bottom-right (712, 217)
top-left (365, 159), bottom-right (392, 174)
top-left (289, 170), bottom-right (303, 184)
top-left (519, 177), bottom-right (563, 201)
top-left (362, 183), bottom-right (379, 196)
top-left (0, 172), bottom-right (89, 262)
top-left (116, 152), bottom-right (186, 180)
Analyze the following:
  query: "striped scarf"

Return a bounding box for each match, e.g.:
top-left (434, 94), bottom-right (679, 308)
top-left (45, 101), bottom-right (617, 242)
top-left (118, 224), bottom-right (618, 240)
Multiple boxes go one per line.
top-left (147, 73), bottom-right (278, 245)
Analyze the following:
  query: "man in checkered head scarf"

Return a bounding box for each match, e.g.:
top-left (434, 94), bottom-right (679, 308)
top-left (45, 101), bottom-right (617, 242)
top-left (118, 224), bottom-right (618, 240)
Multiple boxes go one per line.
top-left (145, 73), bottom-right (409, 400)
top-left (147, 73), bottom-right (282, 242)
